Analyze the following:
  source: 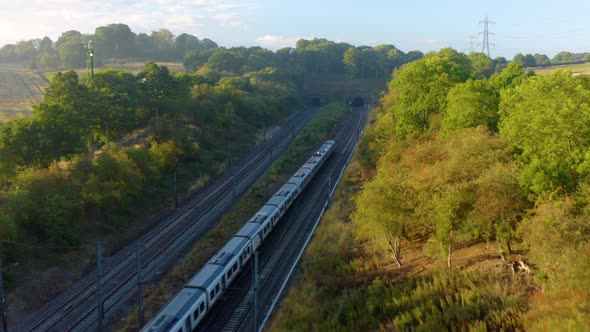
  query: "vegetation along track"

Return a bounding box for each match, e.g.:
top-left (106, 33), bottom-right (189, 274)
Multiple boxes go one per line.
top-left (196, 105), bottom-right (367, 331)
top-left (17, 107), bottom-right (318, 332)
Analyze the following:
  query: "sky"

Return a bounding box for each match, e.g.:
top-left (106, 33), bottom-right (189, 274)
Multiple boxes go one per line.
top-left (0, 0), bottom-right (589, 59)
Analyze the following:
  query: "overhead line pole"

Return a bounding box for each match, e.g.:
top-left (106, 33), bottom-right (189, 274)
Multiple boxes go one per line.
top-left (478, 16), bottom-right (496, 57)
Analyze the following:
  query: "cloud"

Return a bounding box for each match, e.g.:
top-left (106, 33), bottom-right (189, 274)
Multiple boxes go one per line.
top-left (0, 0), bottom-right (255, 45)
top-left (256, 35), bottom-right (300, 49)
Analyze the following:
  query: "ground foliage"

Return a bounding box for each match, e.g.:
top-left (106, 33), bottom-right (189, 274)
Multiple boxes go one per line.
top-left (273, 49), bottom-right (590, 330)
top-left (0, 60), bottom-right (299, 259)
top-left (118, 102), bottom-right (346, 331)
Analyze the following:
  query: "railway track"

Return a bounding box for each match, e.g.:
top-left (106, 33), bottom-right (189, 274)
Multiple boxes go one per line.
top-left (17, 107), bottom-right (319, 332)
top-left (195, 105), bottom-right (367, 331)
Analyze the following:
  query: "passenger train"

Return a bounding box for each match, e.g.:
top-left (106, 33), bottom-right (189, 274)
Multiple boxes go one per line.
top-left (142, 140), bottom-right (336, 332)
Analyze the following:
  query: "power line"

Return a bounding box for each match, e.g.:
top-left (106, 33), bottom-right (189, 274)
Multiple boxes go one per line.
top-left (478, 16), bottom-right (496, 57)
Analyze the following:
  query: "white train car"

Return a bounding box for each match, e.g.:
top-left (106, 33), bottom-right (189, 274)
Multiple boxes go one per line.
top-left (142, 140), bottom-right (335, 332)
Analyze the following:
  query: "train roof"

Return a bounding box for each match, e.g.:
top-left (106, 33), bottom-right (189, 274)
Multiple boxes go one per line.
top-left (236, 222), bottom-right (262, 239)
top-left (248, 205), bottom-right (277, 224)
top-left (187, 263), bottom-right (225, 289)
top-left (214, 237), bottom-right (250, 262)
top-left (143, 288), bottom-right (204, 332)
top-left (267, 183), bottom-right (297, 206)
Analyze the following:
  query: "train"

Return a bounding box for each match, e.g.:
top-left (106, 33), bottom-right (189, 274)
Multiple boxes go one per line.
top-left (143, 140), bottom-right (336, 332)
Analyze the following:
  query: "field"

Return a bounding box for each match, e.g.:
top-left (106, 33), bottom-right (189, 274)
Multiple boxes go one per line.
top-left (0, 67), bottom-right (47, 121)
top-left (530, 61), bottom-right (590, 75)
top-left (0, 61), bottom-right (185, 122)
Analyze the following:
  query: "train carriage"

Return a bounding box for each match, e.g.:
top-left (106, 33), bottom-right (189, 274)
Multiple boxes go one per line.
top-left (143, 288), bottom-right (207, 332)
top-left (142, 140), bottom-right (336, 332)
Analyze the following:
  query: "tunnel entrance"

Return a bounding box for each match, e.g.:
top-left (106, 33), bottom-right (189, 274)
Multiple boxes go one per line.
top-left (351, 96), bottom-right (364, 107)
top-left (311, 97), bottom-right (322, 107)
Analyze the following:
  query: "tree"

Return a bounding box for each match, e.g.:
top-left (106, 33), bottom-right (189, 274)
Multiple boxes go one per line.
top-left (431, 183), bottom-right (474, 268)
top-left (342, 47), bottom-right (361, 77)
top-left (489, 62), bottom-right (525, 90)
top-left (441, 79), bottom-right (499, 135)
top-left (94, 23), bottom-right (136, 60)
top-left (37, 37), bottom-right (60, 68)
top-left (468, 52), bottom-right (494, 79)
top-left (352, 169), bottom-right (410, 267)
top-left (493, 56), bottom-right (508, 72)
top-left (199, 38), bottom-right (218, 50)
top-left (56, 31), bottom-right (86, 68)
top-left (499, 70), bottom-right (590, 193)
top-left (533, 53), bottom-right (551, 66)
top-left (151, 29), bottom-right (175, 60)
top-left (388, 48), bottom-right (471, 138)
top-left (552, 51), bottom-right (577, 63)
top-left (89, 69), bottom-right (140, 142)
top-left (206, 48), bottom-right (243, 73)
top-left (174, 33), bottom-right (199, 59)
top-left (512, 53), bottom-right (536, 67)
top-left (468, 163), bottom-right (526, 256)
top-left (136, 61), bottom-right (176, 120)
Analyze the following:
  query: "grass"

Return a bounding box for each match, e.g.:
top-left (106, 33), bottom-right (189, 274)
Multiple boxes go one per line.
top-left (530, 61), bottom-right (590, 75)
top-left (268, 112), bottom-right (529, 331)
top-left (0, 68), bottom-right (46, 118)
top-left (1, 61), bottom-right (183, 122)
top-left (116, 102), bottom-right (346, 331)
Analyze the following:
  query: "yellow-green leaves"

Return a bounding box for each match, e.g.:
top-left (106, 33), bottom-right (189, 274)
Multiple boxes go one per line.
top-left (499, 70), bottom-right (590, 193)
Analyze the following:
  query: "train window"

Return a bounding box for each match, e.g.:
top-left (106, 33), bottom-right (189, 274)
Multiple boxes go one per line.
top-left (210, 290), bottom-right (215, 300)
top-left (216, 284), bottom-right (220, 293)
top-left (226, 271), bottom-right (231, 280)
top-left (200, 302), bottom-right (205, 312)
top-left (193, 309), bottom-right (199, 320)
top-left (232, 262), bottom-right (238, 272)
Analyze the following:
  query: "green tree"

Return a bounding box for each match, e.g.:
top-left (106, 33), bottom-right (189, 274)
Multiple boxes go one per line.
top-left (388, 48), bottom-right (471, 138)
top-left (136, 61), bottom-right (176, 120)
top-left (468, 52), bottom-right (494, 78)
top-left (552, 51), bottom-right (577, 63)
top-left (499, 70), bottom-right (590, 193)
top-left (94, 23), bottom-right (136, 60)
top-left (533, 53), bottom-right (551, 66)
top-left (441, 79), bottom-right (499, 135)
top-left (490, 62), bottom-right (525, 90)
top-left (56, 30), bottom-right (86, 68)
top-left (174, 33), bottom-right (199, 59)
top-left (353, 168), bottom-right (410, 267)
top-left (513, 53), bottom-right (536, 67)
top-left (89, 68), bottom-right (140, 142)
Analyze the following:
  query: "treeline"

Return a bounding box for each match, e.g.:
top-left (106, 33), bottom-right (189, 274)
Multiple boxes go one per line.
top-left (0, 60), bottom-right (299, 257)
top-left (184, 38), bottom-right (424, 80)
top-left (0, 24), bottom-right (218, 68)
top-left (512, 51), bottom-right (590, 67)
top-left (0, 24), bottom-right (424, 80)
top-left (352, 48), bottom-right (590, 328)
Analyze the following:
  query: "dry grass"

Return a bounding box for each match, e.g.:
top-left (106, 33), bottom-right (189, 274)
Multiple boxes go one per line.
top-left (268, 132), bottom-right (521, 331)
top-left (0, 68), bottom-right (47, 119)
top-left (530, 62), bottom-right (590, 75)
top-left (0, 61), bottom-right (183, 122)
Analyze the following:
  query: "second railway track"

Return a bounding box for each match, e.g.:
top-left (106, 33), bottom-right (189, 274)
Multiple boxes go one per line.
top-left (18, 107), bottom-right (319, 332)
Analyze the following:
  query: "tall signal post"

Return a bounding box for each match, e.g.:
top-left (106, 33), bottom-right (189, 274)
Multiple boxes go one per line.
top-left (479, 16), bottom-right (495, 57)
top-left (86, 40), bottom-right (94, 82)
